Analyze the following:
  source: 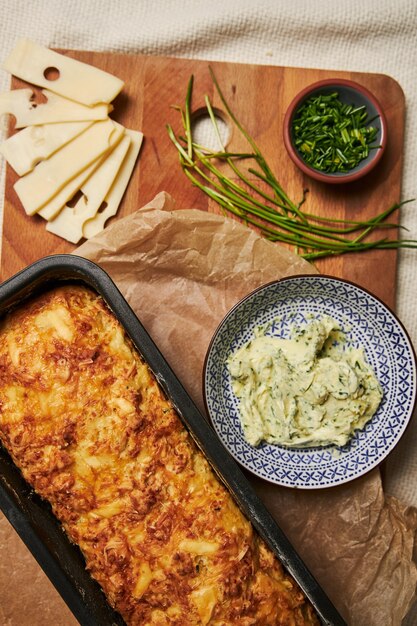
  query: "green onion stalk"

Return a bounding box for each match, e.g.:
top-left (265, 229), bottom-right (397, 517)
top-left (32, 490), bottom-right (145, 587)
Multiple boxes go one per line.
top-left (166, 68), bottom-right (416, 261)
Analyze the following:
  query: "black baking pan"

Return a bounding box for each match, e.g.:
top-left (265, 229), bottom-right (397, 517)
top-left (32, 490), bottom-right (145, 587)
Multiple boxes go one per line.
top-left (0, 254), bottom-right (346, 626)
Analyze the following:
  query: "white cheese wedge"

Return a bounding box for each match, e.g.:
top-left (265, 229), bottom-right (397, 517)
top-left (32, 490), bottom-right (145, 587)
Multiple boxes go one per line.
top-left (46, 134), bottom-right (131, 243)
top-left (82, 129), bottom-right (143, 239)
top-left (0, 120), bottom-right (93, 176)
top-left (0, 89), bottom-right (109, 129)
top-left (14, 119), bottom-right (124, 215)
top-left (3, 39), bottom-right (124, 106)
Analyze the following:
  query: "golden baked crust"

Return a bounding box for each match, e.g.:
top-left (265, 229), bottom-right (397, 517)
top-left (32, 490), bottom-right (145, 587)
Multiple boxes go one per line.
top-left (0, 285), bottom-right (319, 625)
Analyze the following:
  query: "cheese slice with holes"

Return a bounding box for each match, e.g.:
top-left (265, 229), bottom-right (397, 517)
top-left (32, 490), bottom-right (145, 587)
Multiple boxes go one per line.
top-left (0, 120), bottom-right (93, 176)
top-left (37, 155), bottom-right (107, 221)
top-left (3, 39), bottom-right (124, 106)
top-left (82, 129), bottom-right (143, 239)
top-left (0, 89), bottom-right (109, 129)
top-left (46, 134), bottom-right (131, 243)
top-left (14, 120), bottom-right (124, 215)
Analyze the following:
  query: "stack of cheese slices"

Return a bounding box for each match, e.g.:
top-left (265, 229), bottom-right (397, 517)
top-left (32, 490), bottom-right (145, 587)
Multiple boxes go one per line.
top-left (0, 39), bottom-right (143, 244)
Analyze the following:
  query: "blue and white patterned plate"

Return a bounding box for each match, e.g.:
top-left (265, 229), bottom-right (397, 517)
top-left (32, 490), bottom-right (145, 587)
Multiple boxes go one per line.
top-left (203, 275), bottom-right (417, 489)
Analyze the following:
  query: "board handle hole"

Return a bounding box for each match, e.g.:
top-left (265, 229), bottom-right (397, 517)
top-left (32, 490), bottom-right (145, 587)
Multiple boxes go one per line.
top-left (43, 66), bottom-right (60, 81)
top-left (191, 108), bottom-right (230, 152)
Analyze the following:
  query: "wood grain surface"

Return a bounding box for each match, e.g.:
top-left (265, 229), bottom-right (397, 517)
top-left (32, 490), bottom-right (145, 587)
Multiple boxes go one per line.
top-left (1, 50), bottom-right (405, 310)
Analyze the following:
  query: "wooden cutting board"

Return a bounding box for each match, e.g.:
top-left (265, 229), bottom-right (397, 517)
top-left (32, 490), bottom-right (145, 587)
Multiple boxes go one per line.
top-left (1, 51), bottom-right (405, 309)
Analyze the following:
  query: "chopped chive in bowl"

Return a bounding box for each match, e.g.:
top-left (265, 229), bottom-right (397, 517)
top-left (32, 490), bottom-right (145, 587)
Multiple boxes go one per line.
top-left (283, 79), bottom-right (387, 184)
top-left (292, 91), bottom-right (380, 174)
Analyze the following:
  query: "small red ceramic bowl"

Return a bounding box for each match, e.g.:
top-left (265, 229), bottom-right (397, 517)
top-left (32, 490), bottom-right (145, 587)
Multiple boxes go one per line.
top-left (283, 78), bottom-right (387, 184)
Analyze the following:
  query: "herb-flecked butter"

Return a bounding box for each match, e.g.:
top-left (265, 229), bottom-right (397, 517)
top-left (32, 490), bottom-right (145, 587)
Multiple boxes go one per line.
top-left (227, 316), bottom-right (383, 448)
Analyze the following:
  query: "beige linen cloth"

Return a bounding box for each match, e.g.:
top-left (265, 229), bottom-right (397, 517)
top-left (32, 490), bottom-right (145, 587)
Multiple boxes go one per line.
top-left (1, 0), bottom-right (417, 624)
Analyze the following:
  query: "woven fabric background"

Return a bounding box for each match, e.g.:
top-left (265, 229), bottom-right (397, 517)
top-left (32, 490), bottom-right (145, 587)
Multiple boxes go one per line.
top-left (0, 3), bottom-right (417, 621)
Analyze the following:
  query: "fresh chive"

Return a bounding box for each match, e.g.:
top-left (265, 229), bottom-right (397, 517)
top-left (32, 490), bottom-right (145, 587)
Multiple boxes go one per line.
top-left (167, 70), bottom-right (417, 260)
top-left (291, 91), bottom-right (380, 173)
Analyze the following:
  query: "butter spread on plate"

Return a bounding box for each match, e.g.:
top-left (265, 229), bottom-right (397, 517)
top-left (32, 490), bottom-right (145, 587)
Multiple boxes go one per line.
top-left (227, 316), bottom-right (383, 448)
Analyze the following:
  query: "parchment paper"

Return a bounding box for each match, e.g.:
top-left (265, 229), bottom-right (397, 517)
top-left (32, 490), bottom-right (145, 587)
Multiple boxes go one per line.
top-left (73, 191), bottom-right (417, 626)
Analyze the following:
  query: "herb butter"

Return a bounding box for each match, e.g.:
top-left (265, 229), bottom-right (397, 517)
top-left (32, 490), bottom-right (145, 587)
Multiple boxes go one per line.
top-left (227, 316), bottom-right (383, 448)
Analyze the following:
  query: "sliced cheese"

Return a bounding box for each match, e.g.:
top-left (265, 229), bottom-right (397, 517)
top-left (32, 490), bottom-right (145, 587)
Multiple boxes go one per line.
top-left (37, 154), bottom-right (106, 221)
top-left (14, 120), bottom-right (124, 215)
top-left (3, 39), bottom-right (124, 106)
top-left (0, 120), bottom-right (92, 176)
top-left (0, 89), bottom-right (109, 129)
top-left (46, 134), bottom-right (131, 243)
top-left (82, 129), bottom-right (143, 239)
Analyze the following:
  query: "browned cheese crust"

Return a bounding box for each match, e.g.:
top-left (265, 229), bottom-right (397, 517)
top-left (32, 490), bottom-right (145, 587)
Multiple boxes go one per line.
top-left (0, 285), bottom-right (320, 626)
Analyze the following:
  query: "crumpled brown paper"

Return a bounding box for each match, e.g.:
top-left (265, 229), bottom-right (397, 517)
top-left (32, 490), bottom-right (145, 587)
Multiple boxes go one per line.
top-left (0, 191), bottom-right (416, 625)
top-left (0, 521), bottom-right (77, 626)
top-left (75, 191), bottom-right (317, 413)
top-left (75, 191), bottom-right (417, 626)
